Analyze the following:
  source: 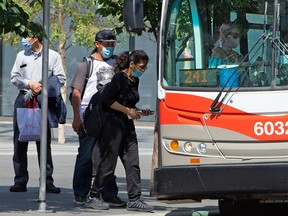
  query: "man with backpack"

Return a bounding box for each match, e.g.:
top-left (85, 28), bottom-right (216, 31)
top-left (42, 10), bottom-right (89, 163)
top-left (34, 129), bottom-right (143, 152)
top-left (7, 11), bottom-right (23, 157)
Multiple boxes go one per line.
top-left (70, 29), bottom-right (125, 207)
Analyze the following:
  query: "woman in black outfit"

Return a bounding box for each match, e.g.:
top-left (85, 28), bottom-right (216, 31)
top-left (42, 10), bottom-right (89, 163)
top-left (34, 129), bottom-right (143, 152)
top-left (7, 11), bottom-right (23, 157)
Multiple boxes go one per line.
top-left (85, 50), bottom-right (154, 212)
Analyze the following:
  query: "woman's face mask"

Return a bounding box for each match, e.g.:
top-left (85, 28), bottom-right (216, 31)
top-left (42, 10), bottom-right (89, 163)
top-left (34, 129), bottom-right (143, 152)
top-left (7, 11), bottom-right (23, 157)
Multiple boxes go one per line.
top-left (132, 70), bottom-right (143, 78)
top-left (131, 63), bottom-right (147, 78)
top-left (100, 46), bottom-right (114, 59)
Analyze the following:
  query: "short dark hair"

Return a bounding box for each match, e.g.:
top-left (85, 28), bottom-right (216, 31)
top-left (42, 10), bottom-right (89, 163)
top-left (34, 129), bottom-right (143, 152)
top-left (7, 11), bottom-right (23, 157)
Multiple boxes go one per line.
top-left (28, 22), bottom-right (45, 42)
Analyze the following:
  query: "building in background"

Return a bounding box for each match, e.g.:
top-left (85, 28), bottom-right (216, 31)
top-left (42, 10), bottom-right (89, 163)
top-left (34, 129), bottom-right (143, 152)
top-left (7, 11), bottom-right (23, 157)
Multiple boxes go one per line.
top-left (1, 34), bottom-right (157, 122)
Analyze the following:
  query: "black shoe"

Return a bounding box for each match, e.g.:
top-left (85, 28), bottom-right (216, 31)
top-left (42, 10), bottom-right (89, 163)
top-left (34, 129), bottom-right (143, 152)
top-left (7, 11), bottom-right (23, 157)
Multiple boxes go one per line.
top-left (46, 184), bottom-right (61, 194)
top-left (74, 196), bottom-right (86, 205)
top-left (9, 185), bottom-right (27, 192)
top-left (104, 196), bottom-right (126, 207)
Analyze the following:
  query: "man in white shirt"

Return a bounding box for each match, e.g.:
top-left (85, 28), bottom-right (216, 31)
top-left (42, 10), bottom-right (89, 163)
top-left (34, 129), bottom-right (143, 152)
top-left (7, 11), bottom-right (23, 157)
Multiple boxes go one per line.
top-left (10, 24), bottom-right (66, 193)
top-left (70, 29), bottom-right (125, 208)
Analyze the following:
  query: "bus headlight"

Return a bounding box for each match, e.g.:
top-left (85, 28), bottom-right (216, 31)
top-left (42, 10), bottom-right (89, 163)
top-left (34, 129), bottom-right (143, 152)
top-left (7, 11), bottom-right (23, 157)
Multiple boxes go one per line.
top-left (197, 142), bottom-right (207, 154)
top-left (169, 140), bottom-right (179, 151)
top-left (183, 142), bottom-right (193, 153)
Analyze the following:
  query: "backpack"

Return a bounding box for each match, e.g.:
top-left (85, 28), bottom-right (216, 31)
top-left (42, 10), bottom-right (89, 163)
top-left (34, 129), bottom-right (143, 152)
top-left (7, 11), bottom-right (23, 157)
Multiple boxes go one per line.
top-left (83, 73), bottom-right (129, 138)
top-left (82, 83), bottom-right (110, 138)
top-left (69, 56), bottom-right (93, 104)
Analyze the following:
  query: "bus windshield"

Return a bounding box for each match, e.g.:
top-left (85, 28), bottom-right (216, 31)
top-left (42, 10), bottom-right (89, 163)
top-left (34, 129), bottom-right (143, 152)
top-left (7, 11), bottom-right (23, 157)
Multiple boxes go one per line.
top-left (162, 0), bottom-right (288, 89)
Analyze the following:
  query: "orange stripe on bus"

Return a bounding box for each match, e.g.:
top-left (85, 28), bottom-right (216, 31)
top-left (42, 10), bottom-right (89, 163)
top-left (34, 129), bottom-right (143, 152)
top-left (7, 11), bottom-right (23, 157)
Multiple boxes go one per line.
top-left (159, 92), bottom-right (288, 141)
top-left (190, 158), bottom-right (200, 164)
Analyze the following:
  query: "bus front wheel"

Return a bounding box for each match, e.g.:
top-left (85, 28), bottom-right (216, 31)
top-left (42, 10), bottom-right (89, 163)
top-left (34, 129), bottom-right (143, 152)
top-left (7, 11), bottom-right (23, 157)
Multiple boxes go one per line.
top-left (219, 199), bottom-right (288, 216)
top-left (218, 199), bottom-right (258, 216)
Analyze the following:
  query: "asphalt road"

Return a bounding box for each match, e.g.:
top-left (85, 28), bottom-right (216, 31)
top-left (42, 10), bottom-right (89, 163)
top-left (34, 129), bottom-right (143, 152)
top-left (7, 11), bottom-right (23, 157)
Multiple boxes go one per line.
top-left (0, 121), bottom-right (220, 216)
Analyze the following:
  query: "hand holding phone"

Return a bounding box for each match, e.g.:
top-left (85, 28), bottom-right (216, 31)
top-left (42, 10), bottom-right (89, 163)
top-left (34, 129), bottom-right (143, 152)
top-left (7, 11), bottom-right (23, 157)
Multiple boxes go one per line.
top-left (137, 108), bottom-right (155, 116)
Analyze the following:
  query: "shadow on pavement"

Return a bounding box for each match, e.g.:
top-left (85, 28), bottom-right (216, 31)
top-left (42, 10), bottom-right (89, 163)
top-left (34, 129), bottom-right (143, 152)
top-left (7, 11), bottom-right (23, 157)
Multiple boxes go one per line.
top-left (0, 178), bottom-right (157, 214)
top-left (0, 186), bottom-right (86, 213)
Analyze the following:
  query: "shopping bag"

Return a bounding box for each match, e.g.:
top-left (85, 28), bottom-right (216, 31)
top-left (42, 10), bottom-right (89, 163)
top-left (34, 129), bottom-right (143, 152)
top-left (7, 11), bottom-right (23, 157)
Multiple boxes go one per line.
top-left (17, 98), bottom-right (41, 142)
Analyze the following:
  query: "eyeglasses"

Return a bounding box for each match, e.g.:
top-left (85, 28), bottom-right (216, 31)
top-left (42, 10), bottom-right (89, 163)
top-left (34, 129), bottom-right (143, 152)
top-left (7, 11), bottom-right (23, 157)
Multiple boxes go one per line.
top-left (136, 64), bottom-right (148, 72)
top-left (227, 32), bottom-right (240, 39)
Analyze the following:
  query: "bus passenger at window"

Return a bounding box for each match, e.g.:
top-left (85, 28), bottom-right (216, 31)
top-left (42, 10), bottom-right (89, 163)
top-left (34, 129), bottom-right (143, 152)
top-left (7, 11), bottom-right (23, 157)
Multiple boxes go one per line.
top-left (208, 22), bottom-right (243, 68)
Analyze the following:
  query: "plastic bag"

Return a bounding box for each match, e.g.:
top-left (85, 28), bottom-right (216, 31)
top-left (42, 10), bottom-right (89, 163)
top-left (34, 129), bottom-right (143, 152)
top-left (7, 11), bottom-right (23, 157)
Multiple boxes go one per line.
top-left (17, 99), bottom-right (41, 142)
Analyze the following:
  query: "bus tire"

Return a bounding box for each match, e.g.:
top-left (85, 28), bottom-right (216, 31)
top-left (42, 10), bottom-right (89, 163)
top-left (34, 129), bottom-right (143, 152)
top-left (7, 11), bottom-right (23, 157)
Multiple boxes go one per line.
top-left (218, 199), bottom-right (258, 216)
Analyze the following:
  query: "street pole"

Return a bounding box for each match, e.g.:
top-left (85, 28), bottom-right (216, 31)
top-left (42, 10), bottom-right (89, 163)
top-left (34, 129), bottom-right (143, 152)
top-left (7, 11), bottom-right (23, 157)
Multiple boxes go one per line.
top-left (38, 0), bottom-right (49, 212)
top-left (129, 35), bottom-right (135, 51)
top-left (0, 37), bottom-right (3, 116)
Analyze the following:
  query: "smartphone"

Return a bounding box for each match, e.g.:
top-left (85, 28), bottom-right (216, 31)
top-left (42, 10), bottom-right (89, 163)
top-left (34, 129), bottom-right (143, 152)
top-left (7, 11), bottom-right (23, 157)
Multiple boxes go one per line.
top-left (137, 109), bottom-right (155, 115)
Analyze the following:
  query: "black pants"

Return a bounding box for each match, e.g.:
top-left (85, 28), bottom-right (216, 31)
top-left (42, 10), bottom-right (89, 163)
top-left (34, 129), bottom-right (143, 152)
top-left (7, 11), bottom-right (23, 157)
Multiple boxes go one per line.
top-left (91, 118), bottom-right (141, 202)
top-left (73, 133), bottom-right (118, 200)
top-left (12, 93), bottom-right (54, 186)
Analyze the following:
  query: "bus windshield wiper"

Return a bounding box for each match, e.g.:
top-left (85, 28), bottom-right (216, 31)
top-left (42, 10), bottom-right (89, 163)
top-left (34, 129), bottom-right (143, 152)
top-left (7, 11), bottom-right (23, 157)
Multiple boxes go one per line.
top-left (210, 1), bottom-right (274, 114)
top-left (210, 34), bottom-right (270, 113)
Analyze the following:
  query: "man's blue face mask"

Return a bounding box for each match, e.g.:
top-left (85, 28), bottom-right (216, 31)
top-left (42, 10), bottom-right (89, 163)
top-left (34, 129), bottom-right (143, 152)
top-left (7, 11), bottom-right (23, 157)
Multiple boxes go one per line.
top-left (100, 47), bottom-right (114, 59)
top-left (22, 38), bottom-right (31, 48)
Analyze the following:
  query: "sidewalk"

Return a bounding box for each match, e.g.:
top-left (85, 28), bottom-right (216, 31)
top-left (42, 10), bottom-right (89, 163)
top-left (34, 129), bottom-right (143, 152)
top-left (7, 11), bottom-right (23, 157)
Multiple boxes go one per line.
top-left (0, 121), bottom-right (219, 216)
top-left (0, 121), bottom-right (162, 215)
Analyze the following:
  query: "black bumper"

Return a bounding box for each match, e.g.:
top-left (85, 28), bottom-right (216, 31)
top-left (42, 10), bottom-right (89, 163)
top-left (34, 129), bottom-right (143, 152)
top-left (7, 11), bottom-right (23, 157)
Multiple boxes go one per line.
top-left (154, 163), bottom-right (288, 200)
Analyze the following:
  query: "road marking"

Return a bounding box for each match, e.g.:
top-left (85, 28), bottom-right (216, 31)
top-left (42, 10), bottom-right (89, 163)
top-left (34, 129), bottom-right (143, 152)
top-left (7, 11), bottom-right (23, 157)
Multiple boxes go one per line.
top-left (0, 148), bottom-right (152, 156)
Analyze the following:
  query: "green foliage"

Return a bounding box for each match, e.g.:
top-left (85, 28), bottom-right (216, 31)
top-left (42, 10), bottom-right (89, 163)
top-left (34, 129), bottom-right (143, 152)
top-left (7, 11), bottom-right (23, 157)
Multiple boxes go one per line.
top-left (2, 0), bottom-right (159, 48)
top-left (3, 0), bottom-right (121, 51)
top-left (0, 0), bottom-right (31, 37)
top-left (95, 0), bottom-right (158, 38)
top-left (176, 1), bottom-right (192, 41)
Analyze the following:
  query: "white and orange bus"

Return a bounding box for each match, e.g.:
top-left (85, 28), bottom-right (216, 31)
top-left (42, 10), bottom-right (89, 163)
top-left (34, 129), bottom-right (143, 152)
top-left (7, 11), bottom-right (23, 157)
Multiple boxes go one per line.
top-left (150, 0), bottom-right (288, 214)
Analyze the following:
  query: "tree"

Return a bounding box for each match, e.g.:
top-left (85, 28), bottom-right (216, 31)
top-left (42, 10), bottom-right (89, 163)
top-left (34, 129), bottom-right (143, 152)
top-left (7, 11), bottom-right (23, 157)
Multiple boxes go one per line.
top-left (0, 0), bottom-right (37, 37)
top-left (2, 0), bottom-right (122, 143)
top-left (96, 0), bottom-right (158, 41)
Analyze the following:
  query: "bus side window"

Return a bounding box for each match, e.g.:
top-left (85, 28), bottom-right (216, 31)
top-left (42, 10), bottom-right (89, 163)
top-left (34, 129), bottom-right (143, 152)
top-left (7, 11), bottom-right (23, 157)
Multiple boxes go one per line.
top-left (277, 63), bottom-right (288, 86)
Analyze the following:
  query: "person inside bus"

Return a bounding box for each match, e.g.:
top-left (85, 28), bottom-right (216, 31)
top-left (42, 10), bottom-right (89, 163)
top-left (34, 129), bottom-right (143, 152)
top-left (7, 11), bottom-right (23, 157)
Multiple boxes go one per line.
top-left (208, 22), bottom-right (243, 68)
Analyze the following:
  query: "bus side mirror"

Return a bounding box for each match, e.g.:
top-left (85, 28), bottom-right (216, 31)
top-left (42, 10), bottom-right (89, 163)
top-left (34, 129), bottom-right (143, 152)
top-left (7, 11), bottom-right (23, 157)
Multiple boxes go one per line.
top-left (123, 0), bottom-right (144, 33)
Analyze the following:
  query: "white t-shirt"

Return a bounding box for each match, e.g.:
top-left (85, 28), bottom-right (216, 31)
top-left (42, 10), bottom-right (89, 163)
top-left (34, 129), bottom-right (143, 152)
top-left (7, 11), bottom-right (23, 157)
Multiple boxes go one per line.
top-left (70, 57), bottom-right (115, 116)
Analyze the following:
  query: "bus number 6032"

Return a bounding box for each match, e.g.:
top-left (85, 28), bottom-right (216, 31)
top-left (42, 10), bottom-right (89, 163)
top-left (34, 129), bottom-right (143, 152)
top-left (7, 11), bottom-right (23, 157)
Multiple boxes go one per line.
top-left (254, 121), bottom-right (288, 136)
